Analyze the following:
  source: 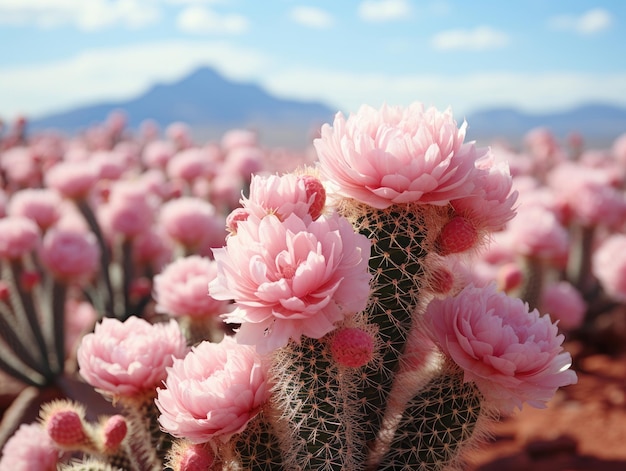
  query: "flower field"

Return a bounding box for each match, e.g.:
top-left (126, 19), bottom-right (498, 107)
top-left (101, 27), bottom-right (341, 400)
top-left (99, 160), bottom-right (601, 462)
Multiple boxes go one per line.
top-left (0, 104), bottom-right (625, 470)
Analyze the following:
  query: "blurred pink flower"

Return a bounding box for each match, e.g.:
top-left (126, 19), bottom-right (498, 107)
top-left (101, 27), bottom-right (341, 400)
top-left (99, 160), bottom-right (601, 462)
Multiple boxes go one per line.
top-left (142, 140), bottom-right (176, 169)
top-left (45, 160), bottom-right (99, 200)
top-left (0, 216), bottom-right (41, 259)
top-left (0, 146), bottom-right (41, 188)
top-left (540, 281), bottom-right (586, 331)
top-left (7, 188), bottom-right (63, 231)
top-left (64, 299), bottom-right (98, 358)
top-left (210, 212), bottom-right (372, 353)
top-left (154, 255), bottom-right (230, 318)
top-left (77, 317), bottom-right (188, 399)
top-left (159, 197), bottom-right (226, 253)
top-left (0, 423), bottom-right (59, 470)
top-left (98, 181), bottom-right (157, 239)
top-left (156, 337), bottom-right (269, 444)
top-left (425, 283), bottom-right (577, 413)
top-left (166, 147), bottom-right (216, 184)
top-left (314, 102), bottom-right (483, 209)
top-left (593, 234), bottom-right (626, 302)
top-left (451, 152), bottom-right (518, 231)
top-left (39, 227), bottom-right (100, 284)
top-left (132, 227), bottom-right (174, 272)
top-left (504, 206), bottom-right (569, 262)
top-left (221, 128), bottom-right (258, 152)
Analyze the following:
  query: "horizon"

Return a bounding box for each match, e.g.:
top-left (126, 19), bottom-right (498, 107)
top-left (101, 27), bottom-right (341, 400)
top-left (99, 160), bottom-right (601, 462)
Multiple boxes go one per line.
top-left (1, 1), bottom-right (626, 123)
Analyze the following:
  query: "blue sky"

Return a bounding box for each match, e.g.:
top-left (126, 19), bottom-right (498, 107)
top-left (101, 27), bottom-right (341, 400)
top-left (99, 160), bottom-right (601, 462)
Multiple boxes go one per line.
top-left (1, 0), bottom-right (625, 123)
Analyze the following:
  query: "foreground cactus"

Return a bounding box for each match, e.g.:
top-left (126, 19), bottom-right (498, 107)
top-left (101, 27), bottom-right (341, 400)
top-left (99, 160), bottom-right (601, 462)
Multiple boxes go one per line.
top-left (0, 102), bottom-right (577, 471)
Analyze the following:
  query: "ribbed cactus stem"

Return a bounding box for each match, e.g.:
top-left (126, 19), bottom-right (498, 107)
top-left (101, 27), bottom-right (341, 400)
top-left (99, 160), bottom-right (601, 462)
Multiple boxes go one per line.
top-left (517, 254), bottom-right (545, 312)
top-left (272, 336), bottom-right (365, 471)
top-left (377, 362), bottom-right (491, 471)
top-left (120, 398), bottom-right (166, 470)
top-left (337, 201), bottom-right (445, 445)
top-left (232, 407), bottom-right (284, 471)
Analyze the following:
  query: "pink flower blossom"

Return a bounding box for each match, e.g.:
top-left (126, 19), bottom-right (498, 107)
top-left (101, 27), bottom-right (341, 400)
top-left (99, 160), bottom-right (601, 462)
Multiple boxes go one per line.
top-left (314, 102), bottom-right (482, 209)
top-left (142, 139), bottom-right (176, 169)
top-left (156, 337), bottom-right (269, 443)
top-left (424, 283), bottom-right (577, 413)
top-left (0, 146), bottom-right (41, 188)
top-left (504, 206), bottom-right (569, 262)
top-left (210, 212), bottom-right (372, 353)
top-left (237, 173), bottom-right (326, 223)
top-left (451, 152), bottom-right (518, 231)
top-left (593, 234), bottom-right (626, 302)
top-left (0, 216), bottom-right (41, 259)
top-left (77, 317), bottom-right (188, 399)
top-left (154, 255), bottom-right (230, 318)
top-left (540, 281), bottom-right (586, 330)
top-left (45, 160), bottom-right (99, 200)
top-left (159, 197), bottom-right (226, 253)
top-left (132, 227), bottom-right (174, 272)
top-left (98, 181), bottom-right (157, 239)
top-left (7, 188), bottom-right (63, 231)
top-left (39, 227), bottom-right (100, 283)
top-left (0, 423), bottom-right (59, 470)
top-left (166, 148), bottom-right (216, 184)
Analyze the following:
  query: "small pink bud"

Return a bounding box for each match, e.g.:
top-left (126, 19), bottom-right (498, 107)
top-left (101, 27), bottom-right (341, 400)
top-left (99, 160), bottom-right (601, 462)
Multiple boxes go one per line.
top-left (0, 280), bottom-right (10, 301)
top-left (330, 327), bottom-right (374, 368)
top-left (20, 270), bottom-right (41, 291)
top-left (299, 175), bottom-right (326, 220)
top-left (102, 415), bottom-right (127, 451)
top-left (435, 216), bottom-right (479, 255)
top-left (46, 409), bottom-right (88, 446)
top-left (497, 262), bottom-right (524, 293)
top-left (175, 442), bottom-right (215, 471)
top-left (130, 277), bottom-right (152, 299)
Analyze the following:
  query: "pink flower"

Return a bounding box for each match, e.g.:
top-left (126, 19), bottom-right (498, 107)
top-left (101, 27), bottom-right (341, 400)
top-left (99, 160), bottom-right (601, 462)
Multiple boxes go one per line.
top-left (540, 281), bottom-right (586, 330)
top-left (166, 147), bottom-right (217, 183)
top-left (98, 181), bottom-right (157, 239)
top-left (237, 173), bottom-right (326, 223)
top-left (0, 216), bottom-right (41, 259)
top-left (0, 146), bottom-right (41, 188)
top-left (142, 140), bottom-right (176, 169)
top-left (7, 188), bottom-right (63, 231)
top-left (504, 206), bottom-right (569, 262)
top-left (451, 152), bottom-right (518, 231)
top-left (39, 227), bottom-right (100, 283)
top-left (313, 102), bottom-right (482, 209)
top-left (424, 283), bottom-right (577, 413)
top-left (209, 212), bottom-right (372, 353)
top-left (156, 337), bottom-right (269, 443)
top-left (132, 227), bottom-right (174, 272)
top-left (593, 234), bottom-right (626, 302)
top-left (0, 423), bottom-right (59, 470)
top-left (77, 317), bottom-right (188, 399)
top-left (159, 197), bottom-right (226, 253)
top-left (154, 255), bottom-right (230, 318)
top-left (45, 160), bottom-right (99, 200)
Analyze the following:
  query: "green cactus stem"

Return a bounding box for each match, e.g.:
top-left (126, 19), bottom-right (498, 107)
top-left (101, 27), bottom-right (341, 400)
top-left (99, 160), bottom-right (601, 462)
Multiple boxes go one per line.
top-left (377, 363), bottom-right (491, 471)
top-left (231, 407), bottom-right (284, 471)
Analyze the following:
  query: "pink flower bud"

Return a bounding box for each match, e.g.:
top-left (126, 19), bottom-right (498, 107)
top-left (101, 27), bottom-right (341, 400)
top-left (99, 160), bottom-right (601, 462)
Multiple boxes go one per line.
top-left (20, 270), bottom-right (41, 291)
top-left (330, 327), bottom-right (374, 368)
top-left (435, 216), bottom-right (479, 255)
top-left (0, 280), bottom-right (10, 301)
top-left (427, 266), bottom-right (454, 295)
top-left (177, 443), bottom-right (216, 471)
top-left (299, 175), bottom-right (326, 220)
top-left (102, 415), bottom-right (127, 451)
top-left (45, 409), bottom-right (88, 446)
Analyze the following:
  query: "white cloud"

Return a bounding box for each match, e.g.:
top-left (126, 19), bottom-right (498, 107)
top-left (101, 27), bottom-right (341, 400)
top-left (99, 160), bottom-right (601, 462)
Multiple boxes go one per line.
top-left (2, 41), bottom-right (626, 129)
top-left (358, 0), bottom-right (411, 22)
top-left (0, 0), bottom-right (160, 30)
top-left (261, 67), bottom-right (626, 119)
top-left (431, 26), bottom-right (510, 51)
top-left (176, 5), bottom-right (249, 34)
top-left (289, 6), bottom-right (334, 29)
top-left (549, 8), bottom-right (613, 35)
top-left (0, 40), bottom-right (268, 120)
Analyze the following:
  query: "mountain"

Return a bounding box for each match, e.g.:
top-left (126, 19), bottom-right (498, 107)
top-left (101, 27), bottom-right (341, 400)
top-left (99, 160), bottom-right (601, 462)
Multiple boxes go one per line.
top-left (465, 103), bottom-right (626, 147)
top-left (28, 67), bottom-right (336, 146)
